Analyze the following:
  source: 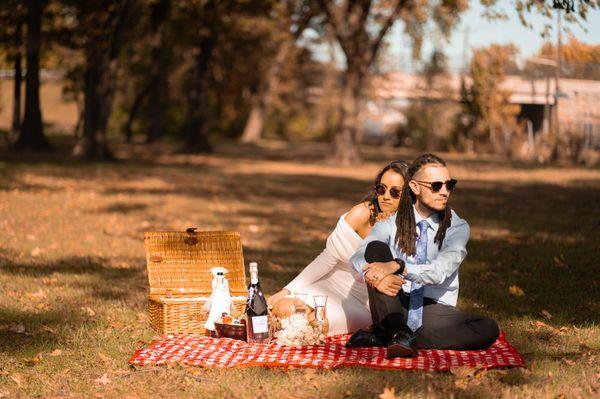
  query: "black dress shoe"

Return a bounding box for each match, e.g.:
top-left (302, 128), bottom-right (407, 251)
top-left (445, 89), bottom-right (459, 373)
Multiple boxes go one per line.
top-left (345, 329), bottom-right (388, 348)
top-left (386, 330), bottom-right (418, 359)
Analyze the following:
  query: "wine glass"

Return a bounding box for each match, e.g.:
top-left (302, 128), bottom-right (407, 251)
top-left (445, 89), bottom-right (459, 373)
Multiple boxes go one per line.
top-left (292, 292), bottom-right (309, 313)
top-left (293, 292), bottom-right (309, 304)
top-left (313, 295), bottom-right (328, 339)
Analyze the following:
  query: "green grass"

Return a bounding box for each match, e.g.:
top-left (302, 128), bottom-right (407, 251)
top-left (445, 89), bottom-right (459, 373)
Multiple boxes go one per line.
top-left (0, 138), bottom-right (599, 398)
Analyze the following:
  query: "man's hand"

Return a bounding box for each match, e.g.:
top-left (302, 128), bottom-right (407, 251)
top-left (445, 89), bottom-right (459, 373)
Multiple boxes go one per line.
top-left (364, 261), bottom-right (400, 286)
top-left (375, 274), bottom-right (404, 297)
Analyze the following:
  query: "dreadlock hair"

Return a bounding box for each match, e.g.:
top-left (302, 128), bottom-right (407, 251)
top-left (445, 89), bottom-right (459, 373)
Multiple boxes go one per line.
top-left (359, 160), bottom-right (409, 226)
top-left (395, 153), bottom-right (453, 256)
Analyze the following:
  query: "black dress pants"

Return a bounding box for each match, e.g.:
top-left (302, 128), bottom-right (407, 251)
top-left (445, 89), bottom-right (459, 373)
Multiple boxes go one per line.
top-left (364, 241), bottom-right (500, 350)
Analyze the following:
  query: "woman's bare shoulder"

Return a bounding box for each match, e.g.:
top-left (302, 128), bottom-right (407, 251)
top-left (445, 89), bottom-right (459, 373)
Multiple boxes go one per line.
top-left (343, 202), bottom-right (371, 230)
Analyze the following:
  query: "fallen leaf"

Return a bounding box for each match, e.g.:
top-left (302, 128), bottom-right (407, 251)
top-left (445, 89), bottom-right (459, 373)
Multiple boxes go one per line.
top-left (475, 368), bottom-right (488, 379)
top-left (450, 366), bottom-right (477, 379)
top-left (30, 247), bottom-right (42, 257)
top-left (248, 225), bottom-right (260, 233)
top-left (451, 365), bottom-right (487, 389)
top-left (41, 325), bottom-right (57, 334)
top-left (24, 353), bottom-right (43, 366)
top-left (98, 353), bottom-right (112, 363)
top-left (10, 374), bottom-right (22, 387)
top-left (562, 358), bottom-right (575, 366)
top-left (553, 254), bottom-right (567, 267)
top-left (303, 368), bottom-right (317, 382)
top-left (9, 323), bottom-right (25, 334)
top-left (540, 310), bottom-right (552, 320)
top-left (534, 320), bottom-right (548, 329)
top-left (586, 355), bottom-right (595, 366)
top-left (94, 373), bottom-right (111, 385)
top-left (81, 307), bottom-right (96, 317)
top-left (509, 285), bottom-right (524, 296)
top-left (41, 277), bottom-right (58, 286)
top-left (379, 386), bottom-right (400, 399)
top-left (49, 349), bottom-right (63, 357)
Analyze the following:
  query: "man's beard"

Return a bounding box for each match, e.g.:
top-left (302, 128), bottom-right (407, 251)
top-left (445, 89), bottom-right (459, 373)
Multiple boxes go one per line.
top-left (422, 199), bottom-right (446, 214)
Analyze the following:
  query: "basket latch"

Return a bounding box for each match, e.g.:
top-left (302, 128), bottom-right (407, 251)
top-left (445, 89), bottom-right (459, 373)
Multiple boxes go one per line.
top-left (184, 227), bottom-right (198, 245)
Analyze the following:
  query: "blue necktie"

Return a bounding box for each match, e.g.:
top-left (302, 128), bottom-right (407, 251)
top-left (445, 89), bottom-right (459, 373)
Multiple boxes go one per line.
top-left (406, 220), bottom-right (429, 332)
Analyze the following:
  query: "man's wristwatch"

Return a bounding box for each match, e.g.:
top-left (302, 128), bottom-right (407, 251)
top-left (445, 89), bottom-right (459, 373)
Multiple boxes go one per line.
top-left (393, 258), bottom-right (405, 275)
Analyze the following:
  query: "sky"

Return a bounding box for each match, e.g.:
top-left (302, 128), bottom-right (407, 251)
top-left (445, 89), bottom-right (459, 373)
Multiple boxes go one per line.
top-left (320, 0), bottom-right (600, 73)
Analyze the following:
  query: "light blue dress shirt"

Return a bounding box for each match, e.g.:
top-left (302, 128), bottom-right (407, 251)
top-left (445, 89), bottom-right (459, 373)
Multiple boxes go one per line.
top-left (349, 206), bottom-right (470, 307)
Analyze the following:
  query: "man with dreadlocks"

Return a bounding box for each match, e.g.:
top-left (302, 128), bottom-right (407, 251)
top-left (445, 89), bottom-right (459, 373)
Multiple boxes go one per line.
top-left (346, 153), bottom-right (499, 358)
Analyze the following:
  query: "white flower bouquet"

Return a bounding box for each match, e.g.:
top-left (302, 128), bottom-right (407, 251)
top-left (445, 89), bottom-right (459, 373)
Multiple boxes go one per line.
top-left (273, 313), bottom-right (326, 347)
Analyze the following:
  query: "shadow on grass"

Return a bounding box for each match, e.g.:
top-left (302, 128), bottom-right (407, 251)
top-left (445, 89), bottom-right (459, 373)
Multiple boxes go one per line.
top-left (461, 237), bottom-right (599, 326)
top-left (0, 255), bottom-right (148, 355)
top-left (100, 202), bottom-right (149, 214)
top-left (0, 255), bottom-right (142, 280)
top-left (0, 307), bottom-right (82, 356)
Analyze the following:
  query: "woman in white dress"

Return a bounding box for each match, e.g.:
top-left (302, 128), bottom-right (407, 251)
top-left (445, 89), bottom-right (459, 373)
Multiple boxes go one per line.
top-left (268, 161), bottom-right (409, 335)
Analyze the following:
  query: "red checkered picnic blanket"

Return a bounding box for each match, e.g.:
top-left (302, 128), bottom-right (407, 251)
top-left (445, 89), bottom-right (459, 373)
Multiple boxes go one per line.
top-left (129, 331), bottom-right (525, 371)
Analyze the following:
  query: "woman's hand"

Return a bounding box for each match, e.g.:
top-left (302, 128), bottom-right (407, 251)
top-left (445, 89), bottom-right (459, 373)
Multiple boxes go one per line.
top-left (363, 261), bottom-right (400, 286)
top-left (267, 288), bottom-right (291, 309)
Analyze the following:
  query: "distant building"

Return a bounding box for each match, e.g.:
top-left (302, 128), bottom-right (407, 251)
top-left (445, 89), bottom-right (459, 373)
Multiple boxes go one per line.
top-left (367, 71), bottom-right (600, 149)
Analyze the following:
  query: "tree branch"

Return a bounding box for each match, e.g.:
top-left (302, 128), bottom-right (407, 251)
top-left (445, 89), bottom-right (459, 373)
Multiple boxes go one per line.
top-left (291, 4), bottom-right (315, 40)
top-left (317, 0), bottom-right (352, 56)
top-left (367, 0), bottom-right (406, 66)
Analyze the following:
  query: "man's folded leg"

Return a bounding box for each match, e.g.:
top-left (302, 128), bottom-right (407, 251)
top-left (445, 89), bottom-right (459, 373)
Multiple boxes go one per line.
top-left (363, 241), bottom-right (410, 336)
top-left (415, 303), bottom-right (500, 350)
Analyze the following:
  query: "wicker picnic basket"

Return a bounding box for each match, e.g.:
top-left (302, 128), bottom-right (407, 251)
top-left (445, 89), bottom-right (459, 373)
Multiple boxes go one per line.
top-left (144, 229), bottom-right (248, 335)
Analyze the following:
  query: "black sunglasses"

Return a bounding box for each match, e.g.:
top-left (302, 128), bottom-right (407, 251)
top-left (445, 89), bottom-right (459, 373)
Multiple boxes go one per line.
top-left (375, 184), bottom-right (402, 199)
top-left (413, 179), bottom-right (458, 192)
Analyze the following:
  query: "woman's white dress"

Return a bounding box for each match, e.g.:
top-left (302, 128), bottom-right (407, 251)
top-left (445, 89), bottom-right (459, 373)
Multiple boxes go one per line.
top-left (284, 212), bottom-right (371, 335)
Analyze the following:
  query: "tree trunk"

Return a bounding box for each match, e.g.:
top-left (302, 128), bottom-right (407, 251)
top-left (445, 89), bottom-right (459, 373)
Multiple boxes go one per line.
top-left (146, 74), bottom-right (167, 143)
top-left (183, 37), bottom-right (214, 153)
top-left (74, 105), bottom-right (84, 137)
top-left (240, 106), bottom-right (266, 144)
top-left (72, 56), bottom-right (115, 160)
top-left (312, 28), bottom-right (338, 137)
top-left (239, 40), bottom-right (293, 144)
top-left (123, 73), bottom-right (160, 143)
top-left (332, 68), bottom-right (361, 165)
top-left (11, 21), bottom-right (23, 136)
top-left (14, 0), bottom-right (51, 151)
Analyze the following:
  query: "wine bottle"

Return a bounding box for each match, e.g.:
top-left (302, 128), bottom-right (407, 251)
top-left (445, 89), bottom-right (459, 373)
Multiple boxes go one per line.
top-left (245, 262), bottom-right (270, 343)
